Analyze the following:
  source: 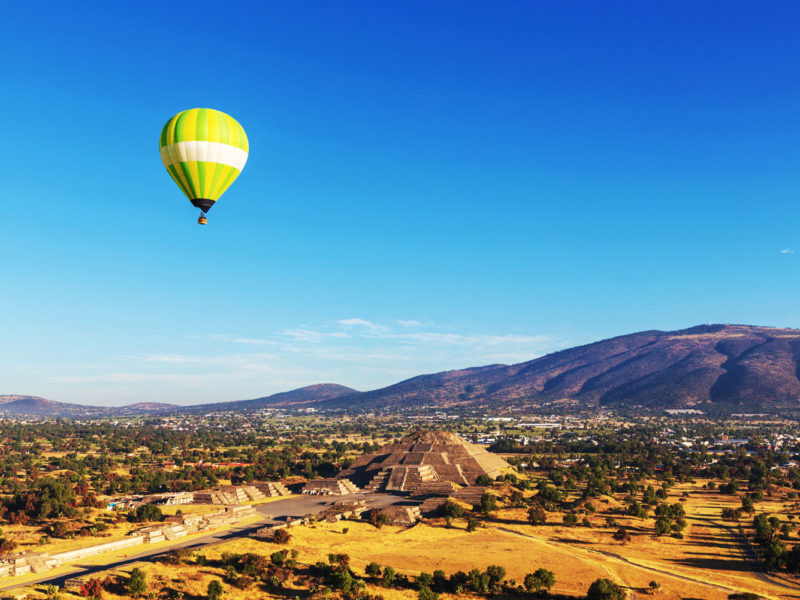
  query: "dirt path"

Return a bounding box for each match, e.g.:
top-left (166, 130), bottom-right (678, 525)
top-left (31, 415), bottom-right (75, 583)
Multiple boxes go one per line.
top-left (704, 516), bottom-right (800, 594)
top-left (495, 526), bottom-right (764, 596)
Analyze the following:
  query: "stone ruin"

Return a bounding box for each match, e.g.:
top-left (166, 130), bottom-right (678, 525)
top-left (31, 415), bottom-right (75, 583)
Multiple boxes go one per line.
top-left (302, 478), bottom-right (359, 495)
top-left (337, 430), bottom-right (511, 495)
top-left (0, 505), bottom-right (259, 579)
top-left (194, 481), bottom-right (290, 504)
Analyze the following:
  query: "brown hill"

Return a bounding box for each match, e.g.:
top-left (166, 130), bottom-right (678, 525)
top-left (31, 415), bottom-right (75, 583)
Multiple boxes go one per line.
top-left (10, 324), bottom-right (800, 416)
top-left (0, 395), bottom-right (104, 417)
top-left (183, 383), bottom-right (358, 412)
top-left (324, 324), bottom-right (800, 411)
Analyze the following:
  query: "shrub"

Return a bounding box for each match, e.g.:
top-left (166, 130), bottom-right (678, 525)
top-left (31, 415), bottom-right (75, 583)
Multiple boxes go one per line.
top-left (485, 565), bottom-right (505, 584)
top-left (467, 569), bottom-right (490, 593)
top-left (480, 491), bottom-right (497, 515)
top-left (273, 528), bottom-right (291, 544)
top-left (164, 547), bottom-right (193, 565)
top-left (79, 577), bottom-right (110, 600)
top-left (418, 585), bottom-right (439, 600)
top-left (134, 504), bottom-right (162, 523)
top-left (365, 562), bottom-right (382, 577)
top-left (587, 578), bottom-right (625, 600)
top-left (370, 511), bottom-right (390, 528)
top-left (527, 504), bottom-right (547, 525)
top-left (48, 521), bottom-right (73, 538)
top-left (330, 569), bottom-right (355, 593)
top-left (655, 519), bottom-right (671, 536)
top-left (128, 567), bottom-right (147, 597)
top-left (433, 569), bottom-right (447, 589)
top-left (0, 536), bottom-right (18, 553)
top-left (44, 584), bottom-right (60, 598)
top-left (524, 568), bottom-right (555, 593)
top-left (613, 527), bottom-right (631, 542)
top-left (563, 513), bottom-right (578, 527)
top-left (381, 566), bottom-right (396, 587)
top-left (207, 579), bottom-right (224, 600)
top-left (442, 500), bottom-right (465, 519)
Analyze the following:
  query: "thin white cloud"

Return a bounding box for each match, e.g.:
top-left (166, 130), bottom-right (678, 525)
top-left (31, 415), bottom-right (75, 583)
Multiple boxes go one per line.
top-left (337, 318), bottom-right (385, 332)
top-left (781, 249), bottom-right (795, 254)
top-left (41, 318), bottom-right (567, 404)
top-left (396, 319), bottom-right (423, 327)
top-left (191, 334), bottom-right (276, 346)
top-left (279, 328), bottom-right (350, 343)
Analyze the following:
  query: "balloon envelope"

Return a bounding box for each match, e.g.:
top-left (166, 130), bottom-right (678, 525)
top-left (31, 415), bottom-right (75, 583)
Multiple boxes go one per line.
top-left (159, 108), bottom-right (248, 213)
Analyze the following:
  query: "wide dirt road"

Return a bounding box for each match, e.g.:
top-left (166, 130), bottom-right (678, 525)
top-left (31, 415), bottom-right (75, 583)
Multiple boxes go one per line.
top-left (0, 492), bottom-right (404, 592)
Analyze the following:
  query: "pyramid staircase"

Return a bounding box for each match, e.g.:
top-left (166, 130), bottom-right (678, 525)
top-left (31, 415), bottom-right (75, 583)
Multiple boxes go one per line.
top-left (252, 481), bottom-right (291, 496)
top-left (364, 469), bottom-right (389, 492)
top-left (219, 486), bottom-right (250, 504)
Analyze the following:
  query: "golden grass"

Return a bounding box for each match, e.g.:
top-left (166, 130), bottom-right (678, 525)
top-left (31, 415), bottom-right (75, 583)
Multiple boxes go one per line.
top-left (11, 479), bottom-right (800, 600)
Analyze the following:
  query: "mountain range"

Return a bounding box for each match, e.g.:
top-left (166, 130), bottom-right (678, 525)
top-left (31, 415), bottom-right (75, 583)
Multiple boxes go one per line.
top-left (6, 324), bottom-right (800, 416)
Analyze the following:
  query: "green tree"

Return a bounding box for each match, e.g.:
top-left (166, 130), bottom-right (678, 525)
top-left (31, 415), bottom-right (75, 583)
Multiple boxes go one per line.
top-left (524, 569), bottom-right (555, 593)
top-left (135, 504), bottom-right (162, 522)
top-left (485, 565), bottom-right (506, 584)
top-left (418, 585), bottom-right (439, 600)
top-left (527, 504), bottom-right (547, 525)
top-left (365, 562), bottom-right (382, 577)
top-left (587, 578), bottom-right (624, 600)
top-left (417, 585), bottom-right (439, 600)
top-left (442, 500), bottom-right (465, 519)
top-left (480, 491), bottom-right (497, 515)
top-left (127, 567), bottom-right (147, 597)
top-left (654, 519), bottom-right (671, 536)
top-left (467, 568), bottom-right (490, 593)
top-left (207, 579), bottom-right (224, 600)
top-left (765, 540), bottom-right (787, 571)
top-left (476, 474), bottom-right (493, 486)
top-left (382, 566), bottom-right (396, 587)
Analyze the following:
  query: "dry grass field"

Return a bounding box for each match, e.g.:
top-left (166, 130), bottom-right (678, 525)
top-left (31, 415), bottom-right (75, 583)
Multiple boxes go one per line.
top-left (11, 479), bottom-right (800, 600)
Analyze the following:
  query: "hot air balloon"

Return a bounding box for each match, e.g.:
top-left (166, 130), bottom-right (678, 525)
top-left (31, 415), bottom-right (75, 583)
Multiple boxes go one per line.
top-left (159, 108), bottom-right (248, 224)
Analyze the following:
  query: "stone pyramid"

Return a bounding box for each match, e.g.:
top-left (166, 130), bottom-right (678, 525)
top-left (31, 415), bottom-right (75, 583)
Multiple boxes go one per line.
top-left (338, 430), bottom-right (510, 493)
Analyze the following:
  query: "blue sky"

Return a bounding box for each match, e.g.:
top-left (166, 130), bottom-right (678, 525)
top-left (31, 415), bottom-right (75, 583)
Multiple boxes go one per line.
top-left (2, 1), bottom-right (800, 405)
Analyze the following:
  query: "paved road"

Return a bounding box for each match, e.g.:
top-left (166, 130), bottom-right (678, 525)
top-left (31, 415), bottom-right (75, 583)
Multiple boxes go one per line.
top-left (0, 492), bottom-right (405, 593)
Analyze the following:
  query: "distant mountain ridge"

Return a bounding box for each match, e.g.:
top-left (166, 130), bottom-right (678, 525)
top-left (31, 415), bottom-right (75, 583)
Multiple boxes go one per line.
top-left (0, 384), bottom-right (358, 417)
top-left (180, 384), bottom-right (358, 412)
top-left (320, 324), bottom-right (800, 411)
top-left (9, 324), bottom-right (800, 416)
top-left (0, 395), bottom-right (104, 417)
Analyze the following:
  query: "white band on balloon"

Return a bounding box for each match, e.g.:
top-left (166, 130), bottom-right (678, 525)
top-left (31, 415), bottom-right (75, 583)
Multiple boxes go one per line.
top-left (160, 141), bottom-right (248, 171)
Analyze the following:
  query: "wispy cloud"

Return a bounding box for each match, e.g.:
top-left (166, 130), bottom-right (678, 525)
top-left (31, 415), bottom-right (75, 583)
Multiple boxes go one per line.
top-left (781, 249), bottom-right (795, 255)
top-left (396, 319), bottom-right (423, 327)
top-left (43, 318), bottom-right (567, 403)
top-left (337, 318), bottom-right (386, 332)
top-left (279, 328), bottom-right (350, 343)
top-left (191, 334), bottom-right (277, 346)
